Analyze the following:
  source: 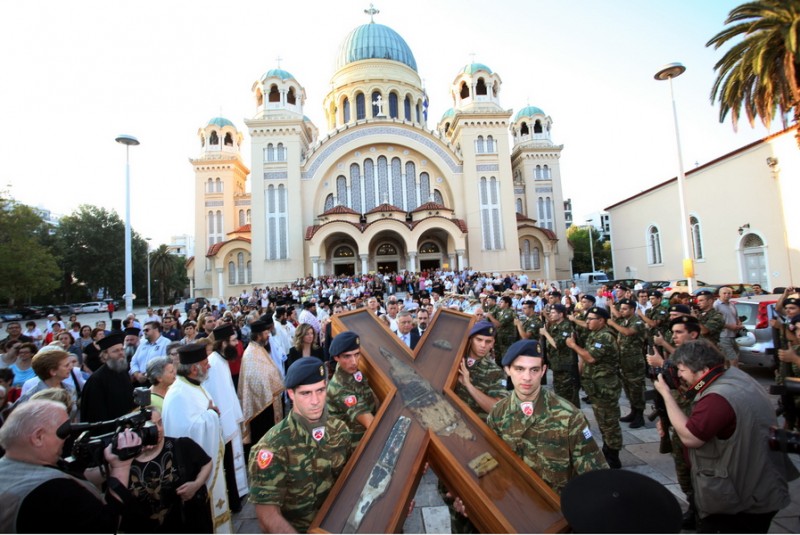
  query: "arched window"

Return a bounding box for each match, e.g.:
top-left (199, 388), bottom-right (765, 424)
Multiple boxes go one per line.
top-left (476, 136), bottom-right (485, 153)
top-left (206, 178), bottom-right (213, 193)
top-left (532, 247), bottom-right (541, 270)
top-left (690, 216), bottom-right (704, 260)
top-left (228, 262), bottom-right (236, 285)
top-left (377, 156), bottom-right (389, 204)
top-left (268, 84), bottom-right (280, 103)
top-left (486, 135), bottom-right (495, 153)
top-left (324, 193), bottom-right (334, 211)
top-left (521, 239), bottom-right (531, 270)
top-left (356, 93), bottom-right (366, 120)
top-left (237, 252), bottom-right (245, 283)
top-left (372, 91), bottom-right (382, 117)
top-left (266, 143), bottom-right (275, 162)
top-left (391, 158), bottom-right (402, 207)
top-left (419, 172), bottom-right (430, 202)
top-left (516, 198), bottom-right (523, 214)
top-left (207, 211), bottom-right (214, 234)
top-left (479, 177), bottom-right (503, 250)
top-left (520, 122), bottom-right (529, 136)
top-left (543, 165), bottom-right (551, 179)
top-left (246, 209), bottom-right (251, 223)
top-left (534, 120), bottom-right (543, 134)
top-left (535, 165), bottom-right (542, 179)
top-left (433, 189), bottom-right (444, 205)
top-left (416, 101), bottom-right (421, 123)
top-left (404, 95), bottom-right (412, 121)
top-left (343, 97), bottom-right (350, 123)
top-left (238, 210), bottom-right (245, 227)
top-left (460, 82), bottom-right (470, 99)
top-left (334, 246), bottom-right (355, 258)
top-left (209, 130), bottom-right (219, 144)
top-left (420, 242), bottom-right (440, 254)
top-left (476, 78), bottom-right (487, 95)
top-left (350, 163), bottom-right (362, 213)
top-left (742, 233), bottom-right (764, 248)
top-left (648, 226), bottom-right (663, 265)
top-left (336, 175), bottom-right (347, 206)
top-left (276, 143), bottom-right (286, 161)
top-left (405, 161), bottom-right (417, 210)
top-left (246, 261), bottom-right (252, 284)
top-left (287, 87), bottom-right (296, 105)
top-left (389, 93), bottom-right (398, 118)
top-left (377, 243), bottom-right (398, 255)
top-left (364, 158), bottom-right (375, 211)
top-left (224, 132), bottom-right (233, 146)
top-left (215, 178), bottom-right (222, 193)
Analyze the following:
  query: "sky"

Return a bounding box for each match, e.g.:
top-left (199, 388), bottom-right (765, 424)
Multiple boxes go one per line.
top-left (0, 0), bottom-right (776, 249)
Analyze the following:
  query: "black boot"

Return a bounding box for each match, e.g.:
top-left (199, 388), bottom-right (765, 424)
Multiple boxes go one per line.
top-left (629, 409), bottom-right (645, 429)
top-left (619, 409), bottom-right (635, 422)
top-left (682, 492), bottom-right (697, 530)
top-left (604, 446), bottom-right (622, 469)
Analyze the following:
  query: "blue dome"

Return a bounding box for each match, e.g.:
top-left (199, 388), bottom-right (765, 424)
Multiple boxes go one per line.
top-left (336, 23), bottom-right (417, 71)
top-left (441, 108), bottom-right (455, 120)
top-left (208, 117), bottom-right (235, 128)
top-left (261, 68), bottom-right (295, 81)
top-left (514, 106), bottom-right (546, 121)
top-left (463, 63), bottom-right (492, 75)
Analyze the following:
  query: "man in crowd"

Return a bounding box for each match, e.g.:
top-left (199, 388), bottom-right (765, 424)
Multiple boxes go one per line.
top-left (123, 326), bottom-right (141, 363)
top-left (695, 290), bottom-right (725, 347)
top-left (714, 286), bottom-right (743, 369)
top-left (326, 331), bottom-right (376, 447)
top-left (542, 304), bottom-right (579, 407)
top-left (162, 342), bottom-right (232, 532)
top-left (249, 358), bottom-right (353, 533)
top-left (161, 315), bottom-right (181, 342)
top-left (298, 300), bottom-right (321, 335)
top-left (486, 295), bottom-right (517, 365)
top-left (654, 340), bottom-right (798, 533)
top-left (0, 399), bottom-right (141, 532)
top-left (395, 310), bottom-right (421, 350)
top-left (415, 307), bottom-right (430, 335)
top-left (607, 298), bottom-right (646, 428)
top-left (80, 332), bottom-right (135, 422)
top-left (455, 320), bottom-right (508, 421)
top-left (1, 321), bottom-right (32, 346)
top-left (130, 321), bottom-right (170, 384)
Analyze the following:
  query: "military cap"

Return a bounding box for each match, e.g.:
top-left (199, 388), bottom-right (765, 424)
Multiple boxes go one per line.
top-left (469, 320), bottom-right (495, 337)
top-left (617, 298), bottom-right (634, 307)
top-left (500, 296), bottom-right (513, 306)
top-left (83, 341), bottom-right (100, 360)
top-left (695, 290), bottom-right (714, 297)
top-left (212, 323), bottom-right (235, 341)
top-left (561, 469), bottom-right (682, 533)
top-left (551, 304), bottom-right (567, 314)
top-left (670, 315), bottom-right (699, 327)
top-left (285, 357), bottom-right (327, 389)
top-left (587, 306), bottom-right (609, 319)
top-left (177, 343), bottom-right (207, 365)
top-left (249, 320), bottom-right (270, 334)
top-left (97, 332), bottom-right (125, 351)
top-left (330, 331), bottom-right (360, 357)
top-left (784, 297), bottom-right (800, 307)
top-left (501, 339), bottom-right (542, 366)
top-left (521, 299), bottom-right (536, 307)
top-left (581, 294), bottom-right (596, 303)
top-left (124, 327), bottom-right (141, 337)
top-left (485, 294), bottom-right (497, 301)
top-left (648, 290), bottom-right (663, 298)
top-left (110, 318), bottom-right (123, 332)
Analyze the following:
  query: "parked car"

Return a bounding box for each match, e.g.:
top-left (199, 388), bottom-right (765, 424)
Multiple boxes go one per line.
top-left (730, 294), bottom-right (779, 368)
top-left (0, 309), bottom-right (23, 321)
top-left (13, 306), bottom-right (45, 319)
top-left (691, 283), bottom-right (755, 300)
top-left (661, 279), bottom-right (708, 297)
top-left (184, 297), bottom-right (210, 313)
top-left (81, 301), bottom-right (108, 313)
top-left (605, 279), bottom-right (645, 290)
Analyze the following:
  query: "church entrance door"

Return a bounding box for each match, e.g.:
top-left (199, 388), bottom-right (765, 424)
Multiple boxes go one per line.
top-left (334, 263), bottom-right (354, 276)
top-left (419, 259), bottom-right (440, 272)
top-left (377, 261), bottom-right (398, 274)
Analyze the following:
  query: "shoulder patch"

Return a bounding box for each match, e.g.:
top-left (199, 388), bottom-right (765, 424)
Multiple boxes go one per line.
top-left (312, 426), bottom-right (325, 442)
top-left (256, 449), bottom-right (273, 470)
top-left (594, 342), bottom-right (603, 349)
top-left (353, 371), bottom-right (363, 382)
top-left (582, 426), bottom-right (593, 440)
top-left (520, 401), bottom-right (534, 417)
top-left (344, 394), bottom-right (357, 407)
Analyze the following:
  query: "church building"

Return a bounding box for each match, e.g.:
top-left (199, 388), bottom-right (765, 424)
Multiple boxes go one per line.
top-left (189, 15), bottom-right (572, 298)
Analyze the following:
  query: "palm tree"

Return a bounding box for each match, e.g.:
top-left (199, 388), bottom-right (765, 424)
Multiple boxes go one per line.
top-left (706, 0), bottom-right (800, 147)
top-left (149, 244), bottom-right (175, 306)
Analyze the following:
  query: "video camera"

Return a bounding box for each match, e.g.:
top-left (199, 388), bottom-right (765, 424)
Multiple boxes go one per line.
top-left (57, 387), bottom-right (158, 472)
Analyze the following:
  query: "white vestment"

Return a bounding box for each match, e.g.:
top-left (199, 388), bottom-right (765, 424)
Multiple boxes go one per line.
top-left (204, 352), bottom-right (248, 499)
top-left (162, 376), bottom-right (232, 533)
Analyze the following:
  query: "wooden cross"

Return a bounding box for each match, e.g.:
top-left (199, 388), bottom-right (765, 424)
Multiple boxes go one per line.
top-left (309, 308), bottom-right (566, 533)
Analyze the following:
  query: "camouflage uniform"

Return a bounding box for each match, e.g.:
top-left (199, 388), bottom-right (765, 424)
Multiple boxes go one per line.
top-left (454, 356), bottom-right (508, 421)
top-left (248, 409), bottom-right (352, 532)
top-left (546, 318), bottom-right (580, 407)
top-left (573, 309), bottom-right (590, 348)
top-left (582, 327), bottom-right (622, 450)
top-left (616, 316), bottom-right (646, 412)
top-left (494, 307), bottom-right (518, 365)
top-left (645, 304), bottom-right (670, 341)
top-left (326, 366), bottom-right (377, 446)
top-left (522, 315), bottom-right (543, 340)
top-left (488, 389), bottom-right (608, 493)
top-left (697, 308), bottom-right (725, 346)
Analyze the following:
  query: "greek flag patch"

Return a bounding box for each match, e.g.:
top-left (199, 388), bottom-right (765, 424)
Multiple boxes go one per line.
top-left (582, 426), bottom-right (592, 440)
top-left (594, 342), bottom-right (602, 349)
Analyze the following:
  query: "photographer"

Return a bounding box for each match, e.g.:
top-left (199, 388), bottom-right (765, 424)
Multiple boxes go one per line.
top-left (0, 399), bottom-right (141, 533)
top-left (654, 340), bottom-right (797, 533)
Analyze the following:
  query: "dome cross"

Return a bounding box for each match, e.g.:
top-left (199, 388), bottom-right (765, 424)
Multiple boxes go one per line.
top-left (364, 3), bottom-right (379, 23)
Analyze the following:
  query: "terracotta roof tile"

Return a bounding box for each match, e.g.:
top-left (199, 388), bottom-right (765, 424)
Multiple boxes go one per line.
top-left (206, 237), bottom-right (251, 257)
top-left (366, 203), bottom-right (405, 215)
top-left (411, 202), bottom-right (452, 213)
top-left (229, 224), bottom-right (251, 234)
top-left (320, 205), bottom-right (360, 216)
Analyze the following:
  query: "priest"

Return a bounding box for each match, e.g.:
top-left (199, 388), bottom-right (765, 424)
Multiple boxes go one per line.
top-left (80, 332), bottom-right (134, 423)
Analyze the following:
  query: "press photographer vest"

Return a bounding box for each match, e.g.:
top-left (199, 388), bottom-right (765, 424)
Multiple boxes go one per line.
top-left (0, 457), bottom-right (104, 532)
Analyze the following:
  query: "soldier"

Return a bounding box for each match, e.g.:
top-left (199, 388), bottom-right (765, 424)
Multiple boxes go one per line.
top-left (607, 298), bottom-right (647, 428)
top-left (638, 290), bottom-right (669, 342)
top-left (566, 307), bottom-right (623, 468)
top-left (568, 294), bottom-right (596, 348)
top-left (694, 290), bottom-right (725, 346)
top-left (486, 296), bottom-right (517, 365)
top-left (249, 357), bottom-right (352, 533)
top-left (541, 304), bottom-right (580, 407)
top-left (487, 340), bottom-right (607, 493)
top-left (514, 299), bottom-right (542, 341)
top-left (325, 331), bottom-right (377, 447)
top-left (652, 304), bottom-right (692, 356)
top-left (455, 320), bottom-right (509, 421)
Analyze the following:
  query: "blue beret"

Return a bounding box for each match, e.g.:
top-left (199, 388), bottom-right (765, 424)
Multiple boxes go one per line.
top-left (784, 297), bottom-right (800, 307)
top-left (695, 290), bottom-right (713, 297)
top-left (330, 331), bottom-right (360, 357)
top-left (501, 340), bottom-right (542, 366)
top-left (581, 294), bottom-right (596, 303)
top-left (670, 315), bottom-right (699, 327)
top-left (648, 290), bottom-right (663, 298)
top-left (617, 298), bottom-right (634, 307)
top-left (669, 304), bottom-right (691, 314)
top-left (285, 357), bottom-right (327, 389)
top-left (552, 304), bottom-right (567, 314)
top-left (588, 306), bottom-right (609, 319)
top-left (469, 320), bottom-right (495, 337)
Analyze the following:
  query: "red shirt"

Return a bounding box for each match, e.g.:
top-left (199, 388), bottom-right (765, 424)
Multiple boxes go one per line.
top-left (686, 393), bottom-right (737, 441)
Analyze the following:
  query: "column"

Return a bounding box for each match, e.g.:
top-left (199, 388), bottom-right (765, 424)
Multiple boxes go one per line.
top-left (448, 253), bottom-right (456, 270)
top-left (189, 277), bottom-right (195, 298)
top-left (216, 268), bottom-right (224, 302)
top-left (407, 251), bottom-right (417, 273)
top-left (456, 249), bottom-right (466, 271)
top-left (360, 254), bottom-right (369, 275)
top-left (544, 253), bottom-right (551, 281)
top-left (312, 256), bottom-right (320, 278)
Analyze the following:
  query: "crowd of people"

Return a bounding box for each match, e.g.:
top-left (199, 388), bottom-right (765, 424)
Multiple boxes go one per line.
top-left (0, 269), bottom-right (797, 533)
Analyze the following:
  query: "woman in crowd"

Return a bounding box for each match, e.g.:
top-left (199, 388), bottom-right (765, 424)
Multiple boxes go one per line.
top-left (180, 320), bottom-right (199, 345)
top-left (78, 325), bottom-right (94, 350)
top-left (9, 342), bottom-right (37, 388)
top-left (146, 356), bottom-right (177, 412)
top-left (55, 331), bottom-right (83, 364)
top-left (18, 348), bottom-right (79, 420)
top-left (285, 323), bottom-right (323, 374)
top-left (121, 409), bottom-right (213, 533)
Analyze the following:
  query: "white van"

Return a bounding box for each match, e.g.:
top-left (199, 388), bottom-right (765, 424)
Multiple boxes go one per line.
top-left (573, 272), bottom-right (609, 286)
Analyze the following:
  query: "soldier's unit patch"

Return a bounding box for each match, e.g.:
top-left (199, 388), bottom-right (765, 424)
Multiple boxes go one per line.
top-left (594, 342), bottom-right (602, 348)
top-left (582, 426), bottom-right (592, 440)
top-left (520, 401), bottom-right (534, 416)
top-left (256, 449), bottom-right (273, 470)
top-left (353, 371), bottom-right (363, 382)
top-left (312, 426), bottom-right (325, 441)
top-left (466, 358), bottom-right (476, 367)
top-left (344, 395), bottom-right (357, 407)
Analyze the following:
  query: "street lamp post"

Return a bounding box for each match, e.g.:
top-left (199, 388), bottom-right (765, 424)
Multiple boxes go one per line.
top-left (115, 134), bottom-right (140, 313)
top-left (655, 62), bottom-right (694, 292)
top-left (145, 238), bottom-right (152, 308)
top-left (586, 220), bottom-right (596, 273)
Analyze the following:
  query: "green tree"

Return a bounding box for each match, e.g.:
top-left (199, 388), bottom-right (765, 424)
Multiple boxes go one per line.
top-left (707, 0), bottom-right (800, 147)
top-left (0, 196), bottom-right (60, 304)
top-left (149, 244), bottom-right (187, 305)
top-left (567, 225), bottom-right (611, 276)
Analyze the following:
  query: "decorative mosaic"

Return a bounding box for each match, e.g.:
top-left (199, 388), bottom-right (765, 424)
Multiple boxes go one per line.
top-left (264, 171), bottom-right (288, 180)
top-left (476, 164), bottom-right (499, 172)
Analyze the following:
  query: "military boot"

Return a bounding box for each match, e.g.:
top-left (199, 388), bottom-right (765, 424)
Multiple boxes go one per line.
top-left (628, 409), bottom-right (645, 429)
top-left (604, 446), bottom-right (622, 469)
top-left (619, 409), bottom-right (636, 422)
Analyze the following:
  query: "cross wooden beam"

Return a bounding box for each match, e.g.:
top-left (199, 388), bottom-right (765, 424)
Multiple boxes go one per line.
top-left (309, 308), bottom-right (567, 533)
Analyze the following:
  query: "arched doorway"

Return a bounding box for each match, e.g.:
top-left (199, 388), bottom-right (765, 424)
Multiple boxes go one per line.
top-left (376, 242), bottom-right (400, 274)
top-left (739, 233), bottom-right (768, 287)
top-left (332, 244), bottom-right (356, 276)
top-left (418, 241), bottom-right (442, 272)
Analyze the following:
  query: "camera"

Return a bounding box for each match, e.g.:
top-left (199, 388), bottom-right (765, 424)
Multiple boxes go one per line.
top-left (769, 426), bottom-right (800, 455)
top-left (58, 387), bottom-right (158, 471)
top-left (649, 360), bottom-right (680, 391)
